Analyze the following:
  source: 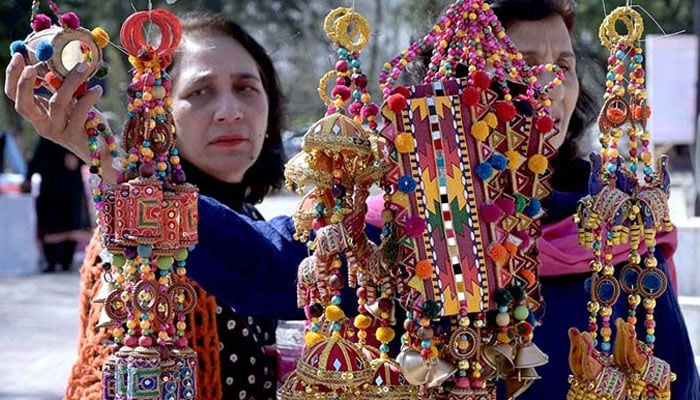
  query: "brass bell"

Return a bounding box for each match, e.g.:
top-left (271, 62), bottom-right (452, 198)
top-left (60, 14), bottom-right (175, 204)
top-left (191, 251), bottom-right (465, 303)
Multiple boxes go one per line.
top-left (96, 306), bottom-right (113, 329)
top-left (365, 299), bottom-right (397, 324)
top-left (397, 349), bottom-right (457, 388)
top-left (92, 274), bottom-right (113, 303)
top-left (514, 342), bottom-right (549, 369)
top-left (482, 343), bottom-right (515, 377)
top-left (505, 368), bottom-right (541, 399)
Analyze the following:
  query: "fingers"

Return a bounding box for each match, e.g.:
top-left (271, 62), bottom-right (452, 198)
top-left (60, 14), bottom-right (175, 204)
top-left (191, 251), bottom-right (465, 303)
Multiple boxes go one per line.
top-left (48, 62), bottom-right (89, 122)
top-left (4, 53), bottom-right (25, 101)
top-left (66, 86), bottom-right (103, 138)
top-left (14, 63), bottom-right (40, 120)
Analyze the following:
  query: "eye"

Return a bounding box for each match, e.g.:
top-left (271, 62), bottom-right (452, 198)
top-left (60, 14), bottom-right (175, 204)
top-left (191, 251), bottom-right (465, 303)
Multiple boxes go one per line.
top-left (236, 84), bottom-right (260, 94)
top-left (185, 87), bottom-right (209, 99)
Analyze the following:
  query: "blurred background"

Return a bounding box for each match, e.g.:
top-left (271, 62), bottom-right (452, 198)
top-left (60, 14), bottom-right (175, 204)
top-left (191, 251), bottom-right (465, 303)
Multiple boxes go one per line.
top-left (0, 0), bottom-right (699, 399)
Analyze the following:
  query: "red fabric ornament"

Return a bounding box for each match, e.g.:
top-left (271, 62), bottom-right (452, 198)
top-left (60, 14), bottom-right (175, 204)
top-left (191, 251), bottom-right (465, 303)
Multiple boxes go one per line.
top-left (535, 116), bottom-right (554, 133)
top-left (461, 87), bottom-right (480, 106)
top-left (472, 71), bottom-right (491, 90)
top-left (388, 93), bottom-right (407, 114)
top-left (493, 101), bottom-right (516, 122)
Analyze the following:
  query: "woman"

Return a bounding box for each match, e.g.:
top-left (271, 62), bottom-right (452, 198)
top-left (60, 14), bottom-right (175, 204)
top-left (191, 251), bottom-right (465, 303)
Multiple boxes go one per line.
top-left (487, 0), bottom-right (700, 398)
top-left (6, 12), bottom-right (296, 400)
top-left (6, 2), bottom-right (699, 399)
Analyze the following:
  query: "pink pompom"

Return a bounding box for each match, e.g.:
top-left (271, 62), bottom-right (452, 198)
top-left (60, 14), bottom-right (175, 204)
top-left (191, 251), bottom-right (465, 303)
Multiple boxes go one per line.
top-left (331, 85), bottom-right (351, 101)
top-left (31, 14), bottom-right (52, 32)
top-left (360, 103), bottom-right (379, 118)
top-left (495, 198), bottom-right (516, 215)
top-left (514, 231), bottom-right (531, 249)
top-left (481, 203), bottom-right (503, 223)
top-left (124, 335), bottom-right (138, 347)
top-left (138, 336), bottom-right (153, 347)
top-left (60, 12), bottom-right (80, 30)
top-left (175, 337), bottom-right (188, 348)
top-left (404, 216), bottom-right (426, 238)
top-left (348, 102), bottom-right (362, 116)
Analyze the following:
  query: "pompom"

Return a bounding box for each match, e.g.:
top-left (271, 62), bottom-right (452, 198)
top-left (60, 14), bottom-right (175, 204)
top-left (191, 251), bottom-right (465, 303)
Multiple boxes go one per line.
top-left (524, 197), bottom-right (542, 217)
top-left (513, 99), bottom-right (533, 116)
top-left (348, 101), bottom-right (362, 116)
top-left (461, 87), bottom-right (480, 106)
top-left (504, 242), bottom-right (518, 256)
top-left (92, 27), bottom-right (110, 49)
top-left (516, 321), bottom-right (533, 336)
top-left (325, 305), bottom-right (346, 322)
top-left (493, 101), bottom-right (516, 122)
top-left (488, 244), bottom-right (509, 264)
top-left (35, 41), bottom-right (54, 62)
top-left (606, 106), bottom-right (626, 124)
top-left (484, 112), bottom-right (498, 129)
top-left (398, 175), bottom-right (417, 193)
top-left (535, 116), bottom-right (554, 133)
top-left (44, 71), bottom-right (63, 90)
top-left (489, 153), bottom-right (507, 171)
top-left (31, 14), bottom-right (52, 32)
top-left (392, 86), bottom-right (411, 98)
top-left (527, 154), bottom-right (548, 174)
top-left (354, 314), bottom-right (372, 330)
top-left (494, 288), bottom-right (513, 307)
top-left (472, 71), bottom-right (491, 90)
top-left (388, 93), bottom-right (407, 114)
top-left (376, 327), bottom-right (396, 343)
top-left (405, 216), bottom-right (426, 238)
top-left (514, 230), bottom-right (531, 249)
top-left (470, 120), bottom-right (489, 141)
top-left (510, 284), bottom-right (526, 302)
top-left (505, 150), bottom-right (521, 170)
top-left (395, 133), bottom-right (415, 153)
top-left (60, 12), bottom-right (80, 30)
top-left (331, 85), bottom-right (351, 101)
top-left (475, 162), bottom-right (494, 180)
top-left (415, 260), bottom-right (433, 280)
top-left (305, 331), bottom-right (324, 348)
top-left (520, 269), bottom-right (536, 286)
top-left (421, 300), bottom-right (441, 320)
top-left (634, 104), bottom-right (651, 120)
top-left (74, 82), bottom-right (88, 98)
top-left (514, 194), bottom-right (528, 213)
top-left (9, 40), bottom-right (27, 57)
top-left (495, 197), bottom-right (515, 215)
top-left (360, 103), bottom-right (379, 118)
top-left (480, 203), bottom-right (503, 223)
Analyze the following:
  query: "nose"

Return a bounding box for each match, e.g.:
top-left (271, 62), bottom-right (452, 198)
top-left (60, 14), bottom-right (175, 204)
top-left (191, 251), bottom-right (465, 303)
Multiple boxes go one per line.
top-left (214, 92), bottom-right (244, 123)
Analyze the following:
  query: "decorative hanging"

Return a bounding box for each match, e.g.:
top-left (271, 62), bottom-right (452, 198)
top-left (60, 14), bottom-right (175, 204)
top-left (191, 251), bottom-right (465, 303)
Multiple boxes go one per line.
top-left (569, 6), bottom-right (674, 400)
top-left (12, 3), bottom-right (200, 399)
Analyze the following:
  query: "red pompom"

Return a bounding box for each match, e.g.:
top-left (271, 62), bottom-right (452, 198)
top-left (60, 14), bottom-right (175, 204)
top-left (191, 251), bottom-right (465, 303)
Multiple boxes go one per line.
top-left (31, 14), bottom-right (52, 32)
top-left (493, 101), bottom-right (516, 122)
top-left (461, 87), bottom-right (480, 106)
top-left (331, 85), bottom-right (352, 101)
top-left (74, 82), bottom-right (88, 98)
top-left (388, 93), bottom-right (407, 114)
top-left (360, 103), bottom-right (379, 118)
top-left (472, 71), bottom-right (491, 91)
top-left (481, 203), bottom-right (503, 223)
top-left (60, 12), bottom-right (81, 30)
top-left (495, 198), bottom-right (515, 215)
top-left (535, 116), bottom-right (554, 133)
top-left (392, 86), bottom-right (411, 98)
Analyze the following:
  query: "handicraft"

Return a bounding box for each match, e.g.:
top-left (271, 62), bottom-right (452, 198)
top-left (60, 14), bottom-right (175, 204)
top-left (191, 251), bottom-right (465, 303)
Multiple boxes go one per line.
top-left (283, 1), bottom-right (563, 399)
top-left (376, 1), bottom-right (562, 399)
top-left (283, 7), bottom-right (414, 400)
top-left (12, 3), bottom-right (199, 400)
top-left (568, 6), bottom-right (674, 400)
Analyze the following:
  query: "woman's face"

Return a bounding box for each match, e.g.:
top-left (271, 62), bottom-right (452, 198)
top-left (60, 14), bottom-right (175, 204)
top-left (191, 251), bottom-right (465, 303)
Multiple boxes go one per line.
top-left (507, 15), bottom-right (579, 149)
top-left (171, 33), bottom-right (269, 183)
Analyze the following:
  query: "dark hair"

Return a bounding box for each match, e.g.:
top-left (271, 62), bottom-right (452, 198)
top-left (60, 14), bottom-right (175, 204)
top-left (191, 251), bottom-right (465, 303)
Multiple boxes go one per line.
top-left (171, 12), bottom-right (285, 204)
top-left (489, 0), bottom-right (599, 169)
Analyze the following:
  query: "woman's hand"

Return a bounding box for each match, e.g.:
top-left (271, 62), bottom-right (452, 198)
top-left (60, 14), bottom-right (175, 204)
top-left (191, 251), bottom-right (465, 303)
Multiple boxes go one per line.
top-left (5, 53), bottom-right (115, 182)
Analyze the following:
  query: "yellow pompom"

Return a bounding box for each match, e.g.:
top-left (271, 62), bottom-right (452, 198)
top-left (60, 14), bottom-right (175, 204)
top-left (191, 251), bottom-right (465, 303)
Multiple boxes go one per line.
top-left (325, 305), bottom-right (345, 322)
top-left (484, 112), bottom-right (498, 129)
top-left (497, 332), bottom-right (512, 343)
top-left (305, 331), bottom-right (324, 348)
top-left (354, 314), bottom-right (372, 330)
top-left (92, 27), bottom-right (110, 49)
top-left (471, 120), bottom-right (489, 141)
top-left (376, 327), bottom-right (396, 343)
top-left (527, 154), bottom-right (548, 174)
top-left (395, 133), bottom-right (415, 153)
top-left (505, 150), bottom-right (520, 170)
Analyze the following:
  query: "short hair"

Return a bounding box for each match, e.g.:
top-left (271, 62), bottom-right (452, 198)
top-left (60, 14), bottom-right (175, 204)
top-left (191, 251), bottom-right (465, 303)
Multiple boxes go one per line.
top-left (171, 12), bottom-right (286, 204)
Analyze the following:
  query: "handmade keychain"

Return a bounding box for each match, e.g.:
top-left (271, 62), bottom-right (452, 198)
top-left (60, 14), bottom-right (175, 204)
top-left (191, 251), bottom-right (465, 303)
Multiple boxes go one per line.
top-left (569, 6), bottom-right (674, 400)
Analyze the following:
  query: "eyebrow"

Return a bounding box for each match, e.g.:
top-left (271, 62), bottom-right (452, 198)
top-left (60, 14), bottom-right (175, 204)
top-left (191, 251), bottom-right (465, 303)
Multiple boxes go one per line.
top-left (185, 72), bottom-right (262, 87)
top-left (521, 50), bottom-right (576, 60)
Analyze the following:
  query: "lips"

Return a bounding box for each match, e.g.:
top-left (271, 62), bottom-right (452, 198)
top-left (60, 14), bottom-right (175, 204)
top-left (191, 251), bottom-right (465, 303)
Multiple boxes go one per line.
top-left (210, 134), bottom-right (249, 147)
